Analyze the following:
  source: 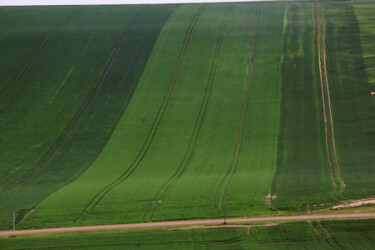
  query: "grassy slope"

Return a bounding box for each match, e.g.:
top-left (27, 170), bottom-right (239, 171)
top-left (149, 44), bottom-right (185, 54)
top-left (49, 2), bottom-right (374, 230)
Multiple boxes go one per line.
top-left (0, 5), bottom-right (175, 230)
top-left (159, 2), bottom-right (284, 220)
top-left (272, 1), bottom-right (374, 211)
top-left (223, 2), bottom-right (284, 218)
top-left (0, 6), bottom-right (139, 189)
top-left (272, 2), bottom-right (334, 211)
top-left (19, 3), bottom-right (211, 229)
top-left (0, 6), bottom-right (76, 94)
top-left (3, 219), bottom-right (375, 249)
top-left (19, 3), bottom-right (283, 229)
top-left (331, 2), bottom-right (375, 197)
top-left (0, 0), bottom-right (373, 233)
top-left (354, 3), bottom-right (375, 85)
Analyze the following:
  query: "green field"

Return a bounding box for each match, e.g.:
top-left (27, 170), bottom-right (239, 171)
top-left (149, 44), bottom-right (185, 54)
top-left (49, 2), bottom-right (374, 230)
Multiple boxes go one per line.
top-left (0, 0), bottom-right (375, 248)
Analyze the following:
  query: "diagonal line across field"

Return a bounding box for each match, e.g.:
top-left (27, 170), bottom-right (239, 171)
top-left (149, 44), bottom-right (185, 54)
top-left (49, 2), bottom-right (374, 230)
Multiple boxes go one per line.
top-left (1, 213), bottom-right (375, 236)
top-left (142, 4), bottom-right (234, 222)
top-left (83, 6), bottom-right (206, 214)
top-left (0, 9), bottom-right (80, 104)
top-left (213, 4), bottom-right (261, 214)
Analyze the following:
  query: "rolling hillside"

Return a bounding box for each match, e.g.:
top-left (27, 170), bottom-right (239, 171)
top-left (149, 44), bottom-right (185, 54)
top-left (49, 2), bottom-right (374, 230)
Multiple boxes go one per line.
top-left (0, 1), bottom-right (374, 246)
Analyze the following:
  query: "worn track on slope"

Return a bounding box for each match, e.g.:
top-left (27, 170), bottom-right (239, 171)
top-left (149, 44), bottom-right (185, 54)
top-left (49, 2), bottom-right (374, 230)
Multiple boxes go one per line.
top-left (213, 4), bottom-right (262, 214)
top-left (142, 5), bottom-right (234, 222)
top-left (83, 6), bottom-right (205, 214)
top-left (321, 11), bottom-right (346, 191)
top-left (316, 6), bottom-right (337, 192)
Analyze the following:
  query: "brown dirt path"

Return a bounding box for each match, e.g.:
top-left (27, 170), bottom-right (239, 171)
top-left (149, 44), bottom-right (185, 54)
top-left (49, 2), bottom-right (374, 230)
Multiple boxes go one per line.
top-left (321, 12), bottom-right (346, 189)
top-left (316, 6), bottom-right (337, 189)
top-left (1, 213), bottom-right (375, 236)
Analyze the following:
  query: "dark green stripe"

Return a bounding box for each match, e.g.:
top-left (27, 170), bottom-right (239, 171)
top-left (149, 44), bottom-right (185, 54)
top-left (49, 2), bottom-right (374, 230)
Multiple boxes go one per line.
top-left (0, 5), bottom-right (176, 230)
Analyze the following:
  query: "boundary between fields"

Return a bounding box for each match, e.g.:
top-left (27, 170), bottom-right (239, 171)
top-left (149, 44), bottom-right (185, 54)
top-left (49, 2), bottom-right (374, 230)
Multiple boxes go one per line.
top-left (83, 6), bottom-right (205, 214)
top-left (1, 213), bottom-right (375, 236)
top-left (142, 4), bottom-right (234, 222)
top-left (213, 3), bottom-right (261, 214)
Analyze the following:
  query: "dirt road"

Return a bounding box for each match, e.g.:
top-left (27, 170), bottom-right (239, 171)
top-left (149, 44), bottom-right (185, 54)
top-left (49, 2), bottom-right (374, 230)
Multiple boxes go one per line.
top-left (1, 213), bottom-right (375, 236)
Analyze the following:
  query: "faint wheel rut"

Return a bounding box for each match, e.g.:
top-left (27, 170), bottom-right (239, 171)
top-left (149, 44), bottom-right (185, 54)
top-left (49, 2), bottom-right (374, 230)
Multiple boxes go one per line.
top-left (83, 6), bottom-right (205, 214)
top-left (142, 4), bottom-right (234, 222)
top-left (212, 4), bottom-right (262, 215)
top-left (316, 6), bottom-right (345, 198)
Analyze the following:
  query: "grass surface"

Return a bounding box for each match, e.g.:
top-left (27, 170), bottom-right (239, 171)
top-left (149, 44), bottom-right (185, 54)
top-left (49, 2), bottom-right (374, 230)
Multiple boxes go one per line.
top-left (0, 5), bottom-right (174, 229)
top-left (271, 2), bottom-right (334, 212)
top-left (0, 2), bottom-right (374, 243)
top-left (272, 2), bottom-right (375, 212)
top-left (16, 2), bottom-right (286, 230)
top-left (2, 219), bottom-right (375, 249)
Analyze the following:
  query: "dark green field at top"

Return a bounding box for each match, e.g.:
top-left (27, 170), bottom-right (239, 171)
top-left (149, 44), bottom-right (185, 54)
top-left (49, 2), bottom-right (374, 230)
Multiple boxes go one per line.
top-left (0, 0), bottom-right (374, 241)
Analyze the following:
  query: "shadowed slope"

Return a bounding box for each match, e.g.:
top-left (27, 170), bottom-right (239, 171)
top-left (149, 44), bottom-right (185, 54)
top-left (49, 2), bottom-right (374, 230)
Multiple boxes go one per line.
top-left (0, 5), bottom-right (175, 230)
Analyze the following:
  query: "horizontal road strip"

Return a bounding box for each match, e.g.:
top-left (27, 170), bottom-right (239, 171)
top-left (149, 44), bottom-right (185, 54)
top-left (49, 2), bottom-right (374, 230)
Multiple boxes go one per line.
top-left (1, 213), bottom-right (375, 236)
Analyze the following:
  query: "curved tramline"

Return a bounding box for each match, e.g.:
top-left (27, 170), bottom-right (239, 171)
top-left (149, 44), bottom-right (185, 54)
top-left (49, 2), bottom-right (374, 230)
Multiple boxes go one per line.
top-left (83, 6), bottom-right (205, 214)
top-left (142, 4), bottom-right (234, 222)
top-left (0, 9), bottom-right (80, 104)
top-left (321, 11), bottom-right (346, 190)
top-left (316, 6), bottom-right (336, 191)
top-left (0, 8), bottom-right (144, 194)
top-left (316, 6), bottom-right (345, 197)
top-left (213, 4), bottom-right (261, 214)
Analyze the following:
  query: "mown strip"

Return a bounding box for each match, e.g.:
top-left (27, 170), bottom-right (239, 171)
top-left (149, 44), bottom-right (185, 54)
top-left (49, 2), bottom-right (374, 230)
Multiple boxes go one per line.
top-left (0, 5), bottom-right (176, 230)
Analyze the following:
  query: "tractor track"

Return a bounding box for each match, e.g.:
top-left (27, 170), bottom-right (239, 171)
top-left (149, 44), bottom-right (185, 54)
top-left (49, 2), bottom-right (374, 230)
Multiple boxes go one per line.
top-left (2, 213), bottom-right (375, 236)
top-left (142, 5), bottom-right (234, 222)
top-left (0, 8), bottom-right (144, 194)
top-left (316, 6), bottom-right (345, 196)
top-left (0, 10), bottom-right (80, 104)
top-left (82, 6), bottom-right (205, 214)
top-left (321, 12), bottom-right (346, 190)
top-left (213, 4), bottom-right (262, 214)
top-left (316, 6), bottom-right (337, 191)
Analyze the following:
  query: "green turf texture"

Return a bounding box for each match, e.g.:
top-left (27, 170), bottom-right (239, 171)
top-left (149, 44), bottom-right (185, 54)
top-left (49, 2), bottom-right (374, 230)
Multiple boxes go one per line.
top-left (0, 1), bottom-right (374, 235)
top-left (0, 5), bottom-right (175, 229)
top-left (271, 2), bottom-right (375, 211)
top-left (0, 6), bottom-right (141, 189)
top-left (2, 219), bottom-right (375, 249)
top-left (14, 3), bottom-right (286, 229)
